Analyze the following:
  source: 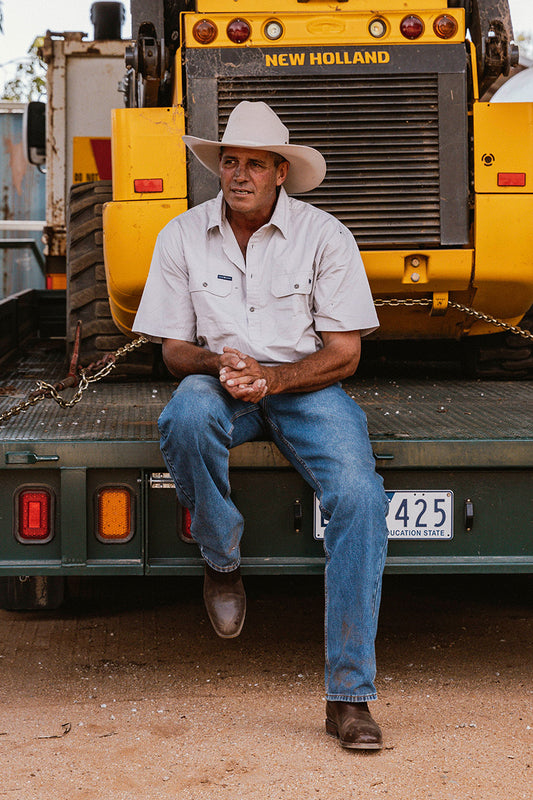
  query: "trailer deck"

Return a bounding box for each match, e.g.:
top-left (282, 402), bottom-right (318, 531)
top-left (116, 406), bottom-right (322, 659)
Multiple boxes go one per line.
top-left (1, 334), bottom-right (532, 576)
top-left (1, 338), bottom-right (531, 449)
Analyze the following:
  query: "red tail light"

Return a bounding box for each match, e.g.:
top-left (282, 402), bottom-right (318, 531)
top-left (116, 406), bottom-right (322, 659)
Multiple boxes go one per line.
top-left (134, 178), bottom-right (163, 193)
top-left (400, 15), bottom-right (424, 40)
top-left (180, 507), bottom-right (195, 543)
top-left (16, 488), bottom-right (54, 543)
top-left (498, 173), bottom-right (526, 187)
top-left (227, 18), bottom-right (251, 44)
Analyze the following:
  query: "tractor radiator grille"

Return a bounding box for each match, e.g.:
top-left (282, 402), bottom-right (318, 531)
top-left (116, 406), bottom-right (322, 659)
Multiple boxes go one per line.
top-left (218, 75), bottom-right (441, 248)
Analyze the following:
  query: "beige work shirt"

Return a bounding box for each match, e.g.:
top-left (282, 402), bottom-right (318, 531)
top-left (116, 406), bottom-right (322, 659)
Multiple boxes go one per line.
top-left (133, 188), bottom-right (379, 365)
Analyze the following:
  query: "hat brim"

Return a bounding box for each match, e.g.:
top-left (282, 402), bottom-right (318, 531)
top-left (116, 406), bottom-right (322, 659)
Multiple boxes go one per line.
top-left (182, 135), bottom-right (326, 194)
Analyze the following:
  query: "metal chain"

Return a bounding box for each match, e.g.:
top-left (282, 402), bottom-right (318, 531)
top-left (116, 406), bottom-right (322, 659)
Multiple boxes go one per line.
top-left (374, 297), bottom-right (533, 341)
top-left (0, 335), bottom-right (148, 423)
top-left (1, 296), bottom-right (532, 424)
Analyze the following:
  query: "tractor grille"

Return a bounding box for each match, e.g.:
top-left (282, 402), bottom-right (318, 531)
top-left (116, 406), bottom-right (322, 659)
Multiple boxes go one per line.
top-left (218, 75), bottom-right (441, 248)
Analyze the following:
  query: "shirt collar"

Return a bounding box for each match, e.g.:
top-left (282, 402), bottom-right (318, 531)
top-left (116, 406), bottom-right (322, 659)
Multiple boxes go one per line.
top-left (207, 188), bottom-right (290, 239)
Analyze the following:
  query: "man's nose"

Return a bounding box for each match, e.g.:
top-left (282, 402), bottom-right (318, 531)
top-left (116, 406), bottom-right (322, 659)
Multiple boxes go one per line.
top-left (234, 162), bottom-right (248, 180)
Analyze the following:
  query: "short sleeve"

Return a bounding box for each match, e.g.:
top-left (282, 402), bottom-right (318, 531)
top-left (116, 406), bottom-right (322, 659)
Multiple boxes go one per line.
top-left (132, 222), bottom-right (197, 344)
top-left (312, 221), bottom-right (379, 337)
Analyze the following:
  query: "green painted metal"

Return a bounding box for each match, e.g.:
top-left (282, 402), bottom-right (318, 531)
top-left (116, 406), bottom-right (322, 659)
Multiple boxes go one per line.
top-left (1, 330), bottom-right (532, 576)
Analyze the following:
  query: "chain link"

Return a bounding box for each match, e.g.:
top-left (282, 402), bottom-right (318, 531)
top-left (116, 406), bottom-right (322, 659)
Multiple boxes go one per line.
top-left (1, 297), bottom-right (532, 425)
top-left (0, 335), bottom-right (148, 423)
top-left (375, 297), bottom-right (533, 341)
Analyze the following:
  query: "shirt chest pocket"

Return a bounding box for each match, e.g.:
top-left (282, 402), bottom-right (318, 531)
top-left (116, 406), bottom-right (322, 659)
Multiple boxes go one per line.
top-left (189, 274), bottom-right (235, 333)
top-left (189, 275), bottom-right (233, 298)
top-left (271, 272), bottom-right (314, 299)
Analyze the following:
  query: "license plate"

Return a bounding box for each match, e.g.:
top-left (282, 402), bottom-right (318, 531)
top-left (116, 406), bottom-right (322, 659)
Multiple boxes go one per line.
top-left (314, 490), bottom-right (454, 540)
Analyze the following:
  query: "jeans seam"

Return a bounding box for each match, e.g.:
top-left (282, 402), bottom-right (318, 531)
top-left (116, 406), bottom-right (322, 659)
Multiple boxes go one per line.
top-left (264, 413), bottom-right (329, 514)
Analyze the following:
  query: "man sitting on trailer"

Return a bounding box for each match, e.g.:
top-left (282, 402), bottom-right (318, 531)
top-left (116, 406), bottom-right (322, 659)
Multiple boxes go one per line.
top-left (133, 101), bottom-right (389, 750)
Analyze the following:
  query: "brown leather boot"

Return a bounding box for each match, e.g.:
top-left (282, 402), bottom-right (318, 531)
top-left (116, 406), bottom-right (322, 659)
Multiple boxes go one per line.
top-left (325, 701), bottom-right (383, 750)
top-left (203, 564), bottom-right (246, 639)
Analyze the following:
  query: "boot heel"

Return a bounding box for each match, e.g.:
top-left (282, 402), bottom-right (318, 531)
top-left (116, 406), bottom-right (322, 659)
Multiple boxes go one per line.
top-left (325, 718), bottom-right (338, 738)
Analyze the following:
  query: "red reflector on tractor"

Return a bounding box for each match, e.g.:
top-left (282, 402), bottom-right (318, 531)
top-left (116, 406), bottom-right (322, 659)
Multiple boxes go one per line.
top-left (497, 172), bottom-right (526, 187)
top-left (17, 489), bottom-right (53, 542)
top-left (134, 178), bottom-right (163, 193)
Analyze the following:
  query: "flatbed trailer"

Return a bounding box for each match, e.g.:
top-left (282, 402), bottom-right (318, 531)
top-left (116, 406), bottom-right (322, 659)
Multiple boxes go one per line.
top-left (1, 290), bottom-right (531, 588)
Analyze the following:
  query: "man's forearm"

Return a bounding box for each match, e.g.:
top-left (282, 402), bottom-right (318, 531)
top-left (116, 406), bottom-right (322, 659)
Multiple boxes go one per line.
top-left (161, 339), bottom-right (221, 379)
top-left (221, 331), bottom-right (362, 398)
top-left (265, 346), bottom-right (359, 394)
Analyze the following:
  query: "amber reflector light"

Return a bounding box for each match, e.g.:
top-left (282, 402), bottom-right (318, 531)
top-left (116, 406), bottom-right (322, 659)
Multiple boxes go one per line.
top-left (97, 487), bottom-right (133, 540)
top-left (193, 19), bottom-right (218, 44)
top-left (433, 15), bottom-right (458, 39)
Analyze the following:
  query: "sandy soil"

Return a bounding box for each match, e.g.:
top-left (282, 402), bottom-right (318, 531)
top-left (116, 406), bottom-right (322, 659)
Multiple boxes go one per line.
top-left (0, 574), bottom-right (531, 799)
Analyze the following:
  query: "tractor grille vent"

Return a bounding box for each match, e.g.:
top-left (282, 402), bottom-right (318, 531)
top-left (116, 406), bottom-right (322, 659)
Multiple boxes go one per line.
top-left (218, 74), bottom-right (441, 248)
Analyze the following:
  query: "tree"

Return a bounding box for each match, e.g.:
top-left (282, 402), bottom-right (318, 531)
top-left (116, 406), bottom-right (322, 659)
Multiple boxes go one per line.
top-left (1, 38), bottom-right (47, 102)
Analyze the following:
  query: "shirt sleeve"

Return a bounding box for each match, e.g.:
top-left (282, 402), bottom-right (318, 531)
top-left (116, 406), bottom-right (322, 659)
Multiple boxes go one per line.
top-left (132, 222), bottom-right (197, 344)
top-left (312, 220), bottom-right (379, 337)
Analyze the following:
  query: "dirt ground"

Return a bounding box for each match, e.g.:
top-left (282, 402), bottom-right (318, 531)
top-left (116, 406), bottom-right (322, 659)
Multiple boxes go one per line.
top-left (0, 573), bottom-right (531, 800)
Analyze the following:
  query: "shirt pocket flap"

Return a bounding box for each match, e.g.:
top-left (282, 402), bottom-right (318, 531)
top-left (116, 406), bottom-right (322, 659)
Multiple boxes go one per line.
top-left (271, 272), bottom-right (313, 298)
top-left (189, 275), bottom-right (233, 297)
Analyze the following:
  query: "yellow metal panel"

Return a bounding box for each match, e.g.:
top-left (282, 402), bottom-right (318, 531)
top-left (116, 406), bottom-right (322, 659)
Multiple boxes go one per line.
top-left (111, 107), bottom-right (187, 202)
top-left (196, 0), bottom-right (446, 13)
top-left (103, 199), bottom-right (188, 336)
top-left (472, 193), bottom-right (533, 331)
top-left (72, 137), bottom-right (111, 183)
top-left (363, 250), bottom-right (473, 295)
top-left (184, 10), bottom-right (464, 48)
top-left (474, 102), bottom-right (533, 194)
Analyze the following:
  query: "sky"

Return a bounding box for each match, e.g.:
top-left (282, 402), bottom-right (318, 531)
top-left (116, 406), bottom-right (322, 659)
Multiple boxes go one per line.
top-left (1, 0), bottom-right (532, 91)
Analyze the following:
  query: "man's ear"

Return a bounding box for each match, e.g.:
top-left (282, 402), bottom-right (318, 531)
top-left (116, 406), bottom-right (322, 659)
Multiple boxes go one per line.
top-left (276, 160), bottom-right (289, 187)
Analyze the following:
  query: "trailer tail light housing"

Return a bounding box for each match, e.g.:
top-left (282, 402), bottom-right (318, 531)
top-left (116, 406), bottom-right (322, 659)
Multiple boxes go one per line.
top-left (497, 172), bottom-right (526, 187)
top-left (369, 18), bottom-right (387, 39)
top-left (433, 15), bottom-right (458, 40)
top-left (227, 18), bottom-right (251, 44)
top-left (15, 488), bottom-right (54, 543)
top-left (134, 178), bottom-right (163, 193)
top-left (400, 15), bottom-right (424, 40)
top-left (264, 20), bottom-right (283, 41)
top-left (193, 19), bottom-right (217, 44)
top-left (96, 486), bottom-right (134, 542)
top-left (180, 507), bottom-right (195, 544)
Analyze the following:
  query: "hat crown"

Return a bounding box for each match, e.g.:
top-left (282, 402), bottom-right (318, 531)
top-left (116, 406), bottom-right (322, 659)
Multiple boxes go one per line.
top-left (221, 101), bottom-right (290, 148)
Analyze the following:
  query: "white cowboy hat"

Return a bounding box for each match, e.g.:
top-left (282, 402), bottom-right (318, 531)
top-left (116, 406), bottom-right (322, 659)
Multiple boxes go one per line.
top-left (182, 101), bottom-right (326, 194)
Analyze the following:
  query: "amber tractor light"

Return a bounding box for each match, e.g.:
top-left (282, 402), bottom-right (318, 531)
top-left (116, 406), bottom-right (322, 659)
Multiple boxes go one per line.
top-left (16, 488), bottom-right (54, 543)
top-left (264, 20), bottom-right (283, 41)
top-left (400, 15), bottom-right (424, 40)
top-left (193, 19), bottom-right (218, 44)
top-left (96, 486), bottom-right (134, 542)
top-left (433, 15), bottom-right (458, 39)
top-left (369, 18), bottom-right (387, 39)
top-left (227, 18), bottom-right (251, 44)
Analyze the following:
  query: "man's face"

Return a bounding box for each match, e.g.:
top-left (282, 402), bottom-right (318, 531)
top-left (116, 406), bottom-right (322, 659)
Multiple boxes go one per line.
top-left (219, 147), bottom-right (288, 220)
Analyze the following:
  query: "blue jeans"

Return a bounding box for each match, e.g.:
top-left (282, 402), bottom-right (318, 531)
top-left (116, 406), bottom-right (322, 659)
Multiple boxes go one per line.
top-left (159, 375), bottom-right (389, 702)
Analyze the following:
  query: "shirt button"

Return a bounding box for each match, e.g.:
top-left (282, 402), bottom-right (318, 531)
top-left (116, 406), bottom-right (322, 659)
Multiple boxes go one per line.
top-left (202, 282), bottom-right (208, 287)
top-left (294, 283), bottom-right (299, 289)
top-left (250, 307), bottom-right (255, 312)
